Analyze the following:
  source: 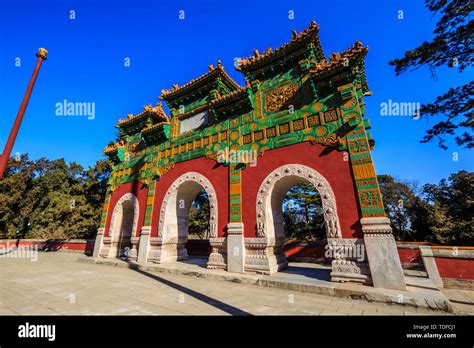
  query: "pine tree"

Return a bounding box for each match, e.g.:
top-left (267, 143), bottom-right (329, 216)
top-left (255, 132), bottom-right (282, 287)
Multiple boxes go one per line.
top-left (389, 0), bottom-right (473, 149)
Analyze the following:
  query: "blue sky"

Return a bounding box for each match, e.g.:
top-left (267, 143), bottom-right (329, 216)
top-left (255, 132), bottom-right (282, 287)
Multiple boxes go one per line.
top-left (0, 0), bottom-right (472, 185)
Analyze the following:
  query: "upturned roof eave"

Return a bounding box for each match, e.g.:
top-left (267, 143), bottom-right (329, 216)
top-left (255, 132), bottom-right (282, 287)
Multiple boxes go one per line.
top-left (159, 65), bottom-right (241, 103)
top-left (235, 20), bottom-right (325, 74)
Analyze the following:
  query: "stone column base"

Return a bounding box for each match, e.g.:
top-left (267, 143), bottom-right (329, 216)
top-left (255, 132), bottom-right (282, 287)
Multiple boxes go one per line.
top-left (362, 217), bottom-right (406, 291)
top-left (207, 237), bottom-right (227, 270)
top-left (331, 260), bottom-right (372, 285)
top-left (100, 236), bottom-right (112, 258)
top-left (244, 237), bottom-right (287, 274)
top-left (92, 228), bottom-right (105, 258)
top-left (108, 241), bottom-right (119, 258)
top-left (227, 223), bottom-right (245, 273)
top-left (137, 226), bottom-right (151, 263)
top-left (149, 237), bottom-right (189, 264)
top-left (128, 237), bottom-right (139, 261)
top-left (146, 238), bottom-right (160, 263)
top-left (328, 238), bottom-right (371, 285)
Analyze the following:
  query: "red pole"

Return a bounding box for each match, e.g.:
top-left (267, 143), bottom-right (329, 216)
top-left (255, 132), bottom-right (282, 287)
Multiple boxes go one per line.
top-left (0, 48), bottom-right (47, 179)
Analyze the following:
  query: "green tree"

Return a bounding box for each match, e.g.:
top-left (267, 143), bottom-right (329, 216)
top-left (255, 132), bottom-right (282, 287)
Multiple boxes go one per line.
top-left (188, 189), bottom-right (210, 240)
top-left (0, 155), bottom-right (110, 239)
top-left (389, 0), bottom-right (473, 149)
top-left (0, 154), bottom-right (35, 238)
top-left (419, 170), bottom-right (474, 245)
top-left (282, 183), bottom-right (325, 241)
top-left (378, 175), bottom-right (419, 241)
top-left (409, 198), bottom-right (456, 244)
top-left (379, 171), bottom-right (473, 246)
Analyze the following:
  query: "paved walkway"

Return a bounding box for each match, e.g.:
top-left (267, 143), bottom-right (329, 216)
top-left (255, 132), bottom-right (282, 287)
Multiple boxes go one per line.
top-left (440, 288), bottom-right (474, 315)
top-left (0, 252), bottom-right (468, 315)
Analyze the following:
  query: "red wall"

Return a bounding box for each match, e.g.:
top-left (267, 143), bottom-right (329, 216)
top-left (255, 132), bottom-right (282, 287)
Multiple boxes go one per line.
top-left (241, 141), bottom-right (362, 238)
top-left (397, 248), bottom-right (422, 264)
top-left (435, 257), bottom-right (474, 280)
top-left (283, 243), bottom-right (422, 263)
top-left (0, 240), bottom-right (94, 253)
top-left (150, 156), bottom-right (229, 238)
top-left (284, 243), bottom-right (326, 259)
top-left (105, 181), bottom-right (149, 237)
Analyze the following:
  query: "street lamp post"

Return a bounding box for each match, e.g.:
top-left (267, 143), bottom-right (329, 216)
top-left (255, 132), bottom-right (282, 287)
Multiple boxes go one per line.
top-left (0, 48), bottom-right (48, 179)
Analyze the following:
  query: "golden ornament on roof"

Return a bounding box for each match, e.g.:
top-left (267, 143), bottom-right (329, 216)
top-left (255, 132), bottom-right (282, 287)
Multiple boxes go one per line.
top-left (353, 41), bottom-right (363, 50)
top-left (154, 102), bottom-right (164, 112)
top-left (329, 52), bottom-right (341, 62)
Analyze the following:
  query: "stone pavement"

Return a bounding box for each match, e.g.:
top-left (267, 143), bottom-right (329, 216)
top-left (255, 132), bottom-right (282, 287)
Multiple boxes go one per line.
top-left (81, 253), bottom-right (454, 311)
top-left (440, 288), bottom-right (474, 315)
top-left (0, 252), bottom-right (470, 315)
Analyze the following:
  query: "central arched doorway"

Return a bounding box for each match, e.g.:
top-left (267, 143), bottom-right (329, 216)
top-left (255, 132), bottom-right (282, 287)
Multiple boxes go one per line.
top-left (156, 172), bottom-right (218, 264)
top-left (247, 164), bottom-right (342, 274)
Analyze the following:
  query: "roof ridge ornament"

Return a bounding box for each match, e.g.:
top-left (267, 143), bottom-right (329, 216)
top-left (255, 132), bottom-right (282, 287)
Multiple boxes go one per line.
top-left (208, 60), bottom-right (223, 71)
top-left (235, 19), bottom-right (322, 72)
top-left (103, 139), bottom-right (125, 154)
top-left (159, 60), bottom-right (240, 101)
top-left (154, 102), bottom-right (164, 113)
top-left (292, 29), bottom-right (298, 40)
top-left (116, 101), bottom-right (169, 128)
top-left (309, 40), bottom-right (369, 92)
top-left (118, 113), bottom-right (134, 124)
top-left (329, 52), bottom-right (342, 62)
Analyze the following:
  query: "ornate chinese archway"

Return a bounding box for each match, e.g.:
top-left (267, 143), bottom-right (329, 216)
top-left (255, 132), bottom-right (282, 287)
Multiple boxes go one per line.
top-left (94, 20), bottom-right (406, 291)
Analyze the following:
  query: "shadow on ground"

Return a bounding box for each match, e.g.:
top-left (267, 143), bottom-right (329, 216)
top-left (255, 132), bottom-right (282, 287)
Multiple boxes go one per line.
top-left (121, 257), bottom-right (252, 316)
top-left (280, 265), bottom-right (331, 281)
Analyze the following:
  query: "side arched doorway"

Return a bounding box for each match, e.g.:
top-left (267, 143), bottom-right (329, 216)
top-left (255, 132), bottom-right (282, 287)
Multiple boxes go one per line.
top-left (155, 172), bottom-right (220, 266)
top-left (107, 193), bottom-right (140, 258)
top-left (247, 164), bottom-right (342, 274)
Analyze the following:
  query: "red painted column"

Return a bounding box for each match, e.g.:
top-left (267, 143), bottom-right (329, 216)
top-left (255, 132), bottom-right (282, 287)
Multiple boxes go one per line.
top-left (0, 48), bottom-right (48, 179)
